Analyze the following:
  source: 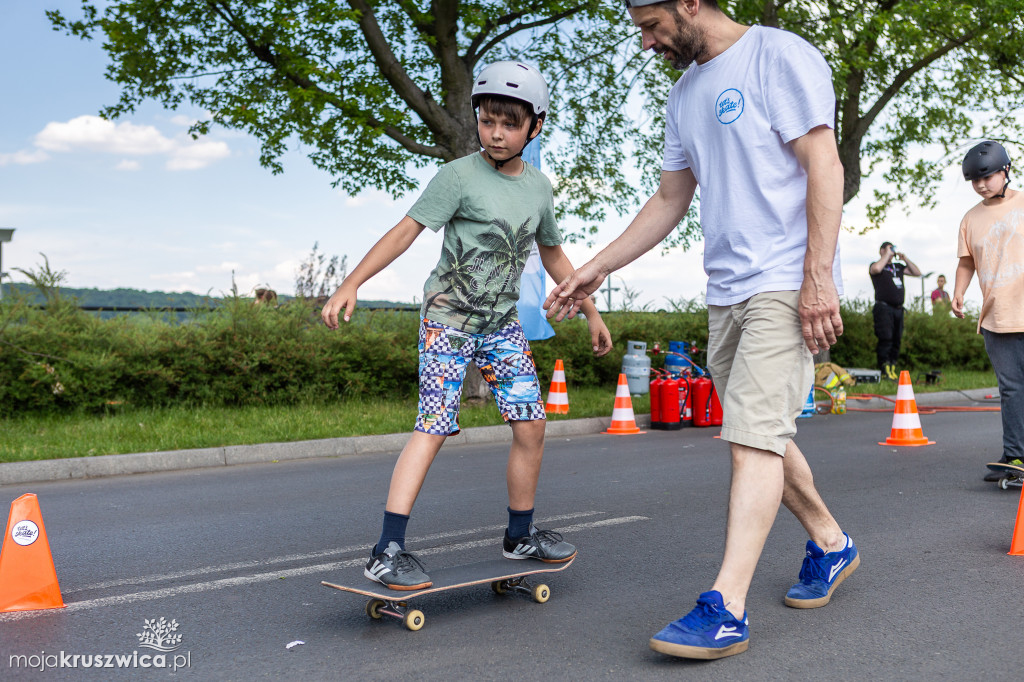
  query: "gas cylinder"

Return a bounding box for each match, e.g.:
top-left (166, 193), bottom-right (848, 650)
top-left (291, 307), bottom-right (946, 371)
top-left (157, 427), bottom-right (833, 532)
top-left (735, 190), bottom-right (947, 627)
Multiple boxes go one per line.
top-left (678, 374), bottom-right (693, 426)
top-left (649, 372), bottom-right (665, 429)
top-left (664, 341), bottom-right (689, 377)
top-left (659, 375), bottom-right (682, 430)
top-left (621, 340), bottom-right (652, 395)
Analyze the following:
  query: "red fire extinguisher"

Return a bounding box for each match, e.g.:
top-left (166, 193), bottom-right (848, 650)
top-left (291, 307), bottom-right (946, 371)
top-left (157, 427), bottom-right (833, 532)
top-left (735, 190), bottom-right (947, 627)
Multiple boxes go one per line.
top-left (660, 375), bottom-right (682, 430)
top-left (691, 377), bottom-right (723, 427)
top-left (649, 371), bottom-right (664, 430)
top-left (678, 374), bottom-right (693, 426)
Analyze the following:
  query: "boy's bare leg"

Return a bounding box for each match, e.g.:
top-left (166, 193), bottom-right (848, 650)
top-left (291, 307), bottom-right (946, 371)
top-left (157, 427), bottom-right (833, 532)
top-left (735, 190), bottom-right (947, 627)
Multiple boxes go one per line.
top-left (384, 431), bottom-right (447, 515)
top-left (781, 440), bottom-right (845, 552)
top-left (710, 443), bottom-right (784, 619)
top-left (506, 419), bottom-right (547, 509)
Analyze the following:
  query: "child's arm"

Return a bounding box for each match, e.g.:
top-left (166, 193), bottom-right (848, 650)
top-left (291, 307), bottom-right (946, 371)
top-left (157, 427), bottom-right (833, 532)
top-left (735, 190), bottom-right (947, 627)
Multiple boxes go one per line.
top-left (538, 244), bottom-right (613, 357)
top-left (321, 216), bottom-right (426, 329)
top-left (951, 255), bottom-right (975, 319)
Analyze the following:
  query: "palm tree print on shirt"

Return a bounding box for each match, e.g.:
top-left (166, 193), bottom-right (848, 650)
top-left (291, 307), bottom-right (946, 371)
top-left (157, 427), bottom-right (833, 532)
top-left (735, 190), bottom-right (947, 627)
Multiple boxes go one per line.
top-left (477, 217), bottom-right (535, 332)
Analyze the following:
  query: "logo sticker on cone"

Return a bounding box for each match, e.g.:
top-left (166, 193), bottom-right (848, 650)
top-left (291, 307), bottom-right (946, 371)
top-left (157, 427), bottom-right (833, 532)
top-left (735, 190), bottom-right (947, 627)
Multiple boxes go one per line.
top-left (879, 371), bottom-right (934, 446)
top-left (545, 359), bottom-right (569, 415)
top-left (604, 373), bottom-right (646, 435)
top-left (0, 493), bottom-right (65, 612)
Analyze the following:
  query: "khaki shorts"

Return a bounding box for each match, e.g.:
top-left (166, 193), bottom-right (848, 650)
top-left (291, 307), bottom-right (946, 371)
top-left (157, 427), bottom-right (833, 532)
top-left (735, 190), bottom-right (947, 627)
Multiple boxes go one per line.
top-left (706, 291), bottom-right (813, 456)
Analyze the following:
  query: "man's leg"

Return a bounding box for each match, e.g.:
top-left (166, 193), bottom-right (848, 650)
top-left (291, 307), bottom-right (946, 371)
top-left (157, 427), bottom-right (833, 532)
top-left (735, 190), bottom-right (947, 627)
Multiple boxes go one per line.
top-left (890, 306), bottom-right (905, 370)
top-left (710, 444), bottom-right (784, 620)
top-left (781, 440), bottom-right (845, 551)
top-left (873, 302), bottom-right (894, 373)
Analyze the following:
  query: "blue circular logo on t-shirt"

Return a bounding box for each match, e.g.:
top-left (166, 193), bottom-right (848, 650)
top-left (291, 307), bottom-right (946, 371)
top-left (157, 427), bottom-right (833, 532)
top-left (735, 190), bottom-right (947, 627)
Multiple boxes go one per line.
top-left (716, 89), bottom-right (744, 124)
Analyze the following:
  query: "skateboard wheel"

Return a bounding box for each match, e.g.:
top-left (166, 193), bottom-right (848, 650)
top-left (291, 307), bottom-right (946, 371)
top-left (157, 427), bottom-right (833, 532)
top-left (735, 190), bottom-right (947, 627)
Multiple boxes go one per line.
top-left (531, 584), bottom-right (550, 604)
top-left (1000, 477), bottom-right (1011, 490)
top-left (404, 609), bottom-right (425, 631)
top-left (365, 599), bottom-right (385, 619)
top-left (491, 580), bottom-right (508, 595)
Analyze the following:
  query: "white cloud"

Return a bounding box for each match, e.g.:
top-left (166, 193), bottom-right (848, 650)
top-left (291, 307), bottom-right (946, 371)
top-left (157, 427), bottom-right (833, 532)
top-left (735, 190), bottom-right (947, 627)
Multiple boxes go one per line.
top-left (115, 159), bottom-right (141, 171)
top-left (28, 115), bottom-right (229, 170)
top-left (344, 189), bottom-right (399, 208)
top-left (0, 149), bottom-right (49, 166)
top-left (196, 261), bottom-right (241, 274)
top-left (166, 140), bottom-right (230, 171)
top-left (36, 116), bottom-right (173, 155)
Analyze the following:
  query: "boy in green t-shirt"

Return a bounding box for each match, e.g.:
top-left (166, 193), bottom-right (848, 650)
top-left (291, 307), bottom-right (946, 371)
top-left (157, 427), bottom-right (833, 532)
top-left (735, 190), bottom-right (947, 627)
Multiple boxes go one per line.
top-left (321, 61), bottom-right (612, 590)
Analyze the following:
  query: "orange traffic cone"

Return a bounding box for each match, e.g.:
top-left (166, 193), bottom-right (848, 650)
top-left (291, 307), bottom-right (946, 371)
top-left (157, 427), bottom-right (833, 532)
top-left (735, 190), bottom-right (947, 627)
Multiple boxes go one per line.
top-left (604, 374), bottom-right (646, 435)
top-left (1007, 483), bottom-right (1024, 552)
top-left (878, 371), bottom-right (934, 446)
top-left (0, 493), bottom-right (65, 612)
top-left (1009, 489), bottom-right (1024, 556)
top-left (545, 359), bottom-right (569, 415)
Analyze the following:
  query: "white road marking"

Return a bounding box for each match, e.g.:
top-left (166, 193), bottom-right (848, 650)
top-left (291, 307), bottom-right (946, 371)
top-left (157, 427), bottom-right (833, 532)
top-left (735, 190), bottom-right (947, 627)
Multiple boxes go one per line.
top-left (0, 514), bottom-right (647, 622)
top-left (66, 511), bottom-right (605, 593)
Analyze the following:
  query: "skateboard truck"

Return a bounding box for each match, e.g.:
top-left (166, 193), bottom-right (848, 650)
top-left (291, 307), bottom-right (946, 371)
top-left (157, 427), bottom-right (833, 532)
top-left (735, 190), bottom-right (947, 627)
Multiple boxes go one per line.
top-left (362, 576), bottom-right (551, 631)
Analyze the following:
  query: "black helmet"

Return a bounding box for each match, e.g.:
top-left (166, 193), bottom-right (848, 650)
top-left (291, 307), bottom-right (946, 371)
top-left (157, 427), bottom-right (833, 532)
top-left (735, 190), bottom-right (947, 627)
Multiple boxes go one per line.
top-left (962, 141), bottom-right (1011, 181)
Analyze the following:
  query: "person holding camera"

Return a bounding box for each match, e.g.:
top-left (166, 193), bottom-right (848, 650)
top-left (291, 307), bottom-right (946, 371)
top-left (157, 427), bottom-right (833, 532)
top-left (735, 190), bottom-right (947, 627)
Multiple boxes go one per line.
top-left (869, 241), bottom-right (922, 380)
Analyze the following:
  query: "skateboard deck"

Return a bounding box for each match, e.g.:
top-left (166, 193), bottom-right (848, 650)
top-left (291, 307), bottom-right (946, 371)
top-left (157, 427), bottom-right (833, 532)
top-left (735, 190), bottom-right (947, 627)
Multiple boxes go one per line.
top-left (986, 462), bottom-right (1024, 490)
top-left (322, 556), bottom-right (574, 631)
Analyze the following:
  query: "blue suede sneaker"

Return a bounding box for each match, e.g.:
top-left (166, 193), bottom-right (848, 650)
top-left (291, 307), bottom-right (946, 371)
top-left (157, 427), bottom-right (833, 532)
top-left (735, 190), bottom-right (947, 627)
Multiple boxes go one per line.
top-left (785, 532), bottom-right (860, 608)
top-left (649, 591), bottom-right (749, 659)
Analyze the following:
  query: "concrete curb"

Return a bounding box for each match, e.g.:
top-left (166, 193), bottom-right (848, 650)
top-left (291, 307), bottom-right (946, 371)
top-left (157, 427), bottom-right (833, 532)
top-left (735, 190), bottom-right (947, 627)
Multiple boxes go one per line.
top-left (0, 415), bottom-right (652, 487)
top-left (1, 386), bottom-right (996, 487)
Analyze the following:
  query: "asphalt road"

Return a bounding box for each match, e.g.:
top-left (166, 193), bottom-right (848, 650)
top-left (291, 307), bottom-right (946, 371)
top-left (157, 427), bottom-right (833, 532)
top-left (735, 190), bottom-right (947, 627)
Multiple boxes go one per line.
top-left (1, 407), bottom-right (1022, 680)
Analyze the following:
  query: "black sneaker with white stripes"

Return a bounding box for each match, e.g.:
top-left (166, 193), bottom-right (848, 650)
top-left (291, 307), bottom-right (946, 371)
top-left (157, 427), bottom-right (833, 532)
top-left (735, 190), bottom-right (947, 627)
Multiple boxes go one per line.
top-left (363, 541), bottom-right (432, 591)
top-left (502, 525), bottom-right (577, 563)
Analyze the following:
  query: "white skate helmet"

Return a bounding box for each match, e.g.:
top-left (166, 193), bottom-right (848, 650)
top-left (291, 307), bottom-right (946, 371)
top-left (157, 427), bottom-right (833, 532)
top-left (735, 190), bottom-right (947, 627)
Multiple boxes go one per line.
top-left (471, 61), bottom-right (549, 119)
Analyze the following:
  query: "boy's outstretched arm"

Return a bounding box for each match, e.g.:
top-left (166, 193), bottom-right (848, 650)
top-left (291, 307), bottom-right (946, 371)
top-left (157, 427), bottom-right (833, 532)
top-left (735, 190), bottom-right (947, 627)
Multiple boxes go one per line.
top-left (951, 255), bottom-right (975, 319)
top-left (538, 244), bottom-right (613, 357)
top-left (321, 216), bottom-right (426, 329)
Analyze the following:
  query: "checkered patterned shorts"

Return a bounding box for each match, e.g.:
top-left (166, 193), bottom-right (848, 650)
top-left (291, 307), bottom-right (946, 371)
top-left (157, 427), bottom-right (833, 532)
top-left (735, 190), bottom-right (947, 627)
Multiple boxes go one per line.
top-left (415, 318), bottom-right (545, 436)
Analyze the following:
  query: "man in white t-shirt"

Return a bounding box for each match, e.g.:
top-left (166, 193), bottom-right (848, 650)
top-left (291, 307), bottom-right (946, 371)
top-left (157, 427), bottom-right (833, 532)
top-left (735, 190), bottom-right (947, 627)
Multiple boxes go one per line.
top-left (545, 0), bottom-right (858, 659)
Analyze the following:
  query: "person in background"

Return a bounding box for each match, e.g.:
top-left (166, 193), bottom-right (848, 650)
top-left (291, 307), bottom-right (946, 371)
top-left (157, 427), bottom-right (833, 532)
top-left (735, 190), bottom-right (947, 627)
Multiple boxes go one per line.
top-left (930, 274), bottom-right (951, 316)
top-left (869, 241), bottom-right (922, 379)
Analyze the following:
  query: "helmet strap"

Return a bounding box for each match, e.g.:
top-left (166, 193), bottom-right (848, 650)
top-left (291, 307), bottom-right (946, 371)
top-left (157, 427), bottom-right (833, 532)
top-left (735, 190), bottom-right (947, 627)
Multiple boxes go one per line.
top-left (998, 167), bottom-right (1011, 198)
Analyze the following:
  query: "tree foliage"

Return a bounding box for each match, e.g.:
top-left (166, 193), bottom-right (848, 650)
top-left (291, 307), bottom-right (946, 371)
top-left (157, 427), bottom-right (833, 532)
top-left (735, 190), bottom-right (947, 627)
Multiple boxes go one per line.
top-left (49, 1), bottom-right (1024, 247)
top-left (726, 0), bottom-right (1024, 231)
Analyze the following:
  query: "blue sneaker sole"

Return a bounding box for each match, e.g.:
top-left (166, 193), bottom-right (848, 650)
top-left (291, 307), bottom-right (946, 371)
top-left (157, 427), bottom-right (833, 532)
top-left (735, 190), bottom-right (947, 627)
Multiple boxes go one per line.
top-left (649, 637), bottom-right (749, 660)
top-left (784, 552), bottom-right (861, 608)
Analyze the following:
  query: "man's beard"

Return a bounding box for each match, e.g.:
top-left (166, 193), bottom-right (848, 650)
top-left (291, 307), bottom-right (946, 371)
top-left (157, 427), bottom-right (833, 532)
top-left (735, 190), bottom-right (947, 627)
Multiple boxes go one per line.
top-left (664, 11), bottom-right (708, 69)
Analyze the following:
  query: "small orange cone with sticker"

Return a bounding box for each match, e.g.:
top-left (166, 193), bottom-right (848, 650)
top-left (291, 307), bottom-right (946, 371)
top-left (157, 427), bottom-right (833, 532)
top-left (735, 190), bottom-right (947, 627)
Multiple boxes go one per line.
top-left (0, 493), bottom-right (65, 612)
top-left (879, 371), bottom-right (934, 446)
top-left (545, 359), bottom-right (569, 415)
top-left (604, 374), bottom-right (645, 435)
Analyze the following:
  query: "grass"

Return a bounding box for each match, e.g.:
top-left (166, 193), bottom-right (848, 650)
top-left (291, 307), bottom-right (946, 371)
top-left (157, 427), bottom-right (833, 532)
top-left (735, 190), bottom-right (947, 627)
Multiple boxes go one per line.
top-left (0, 370), bottom-right (995, 464)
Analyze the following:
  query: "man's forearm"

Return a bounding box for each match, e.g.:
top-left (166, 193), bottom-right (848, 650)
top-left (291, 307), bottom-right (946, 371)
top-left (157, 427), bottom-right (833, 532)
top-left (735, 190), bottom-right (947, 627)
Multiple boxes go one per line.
top-left (589, 170), bottom-right (697, 276)
top-left (803, 160), bottom-right (843, 279)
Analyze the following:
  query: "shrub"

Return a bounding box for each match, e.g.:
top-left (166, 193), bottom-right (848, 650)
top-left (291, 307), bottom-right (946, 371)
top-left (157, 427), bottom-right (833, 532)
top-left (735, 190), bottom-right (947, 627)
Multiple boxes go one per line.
top-left (0, 292), bottom-right (989, 418)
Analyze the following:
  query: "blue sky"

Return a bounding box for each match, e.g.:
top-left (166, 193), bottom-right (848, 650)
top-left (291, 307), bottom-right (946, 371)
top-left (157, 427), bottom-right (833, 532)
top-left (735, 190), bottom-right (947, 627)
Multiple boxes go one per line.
top-left (1, 1), bottom-right (986, 310)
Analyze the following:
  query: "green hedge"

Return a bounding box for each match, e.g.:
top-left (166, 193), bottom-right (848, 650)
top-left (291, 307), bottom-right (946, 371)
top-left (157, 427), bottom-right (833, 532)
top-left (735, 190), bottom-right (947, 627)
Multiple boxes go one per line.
top-left (0, 295), bottom-right (988, 417)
